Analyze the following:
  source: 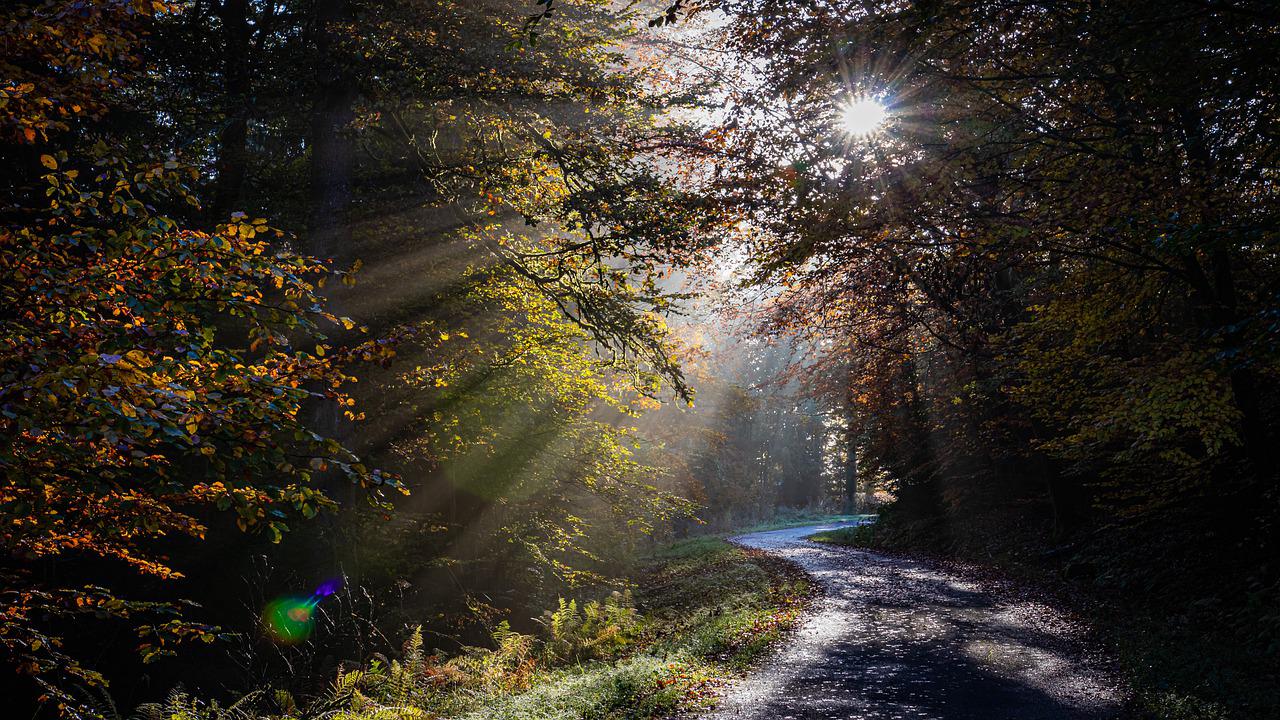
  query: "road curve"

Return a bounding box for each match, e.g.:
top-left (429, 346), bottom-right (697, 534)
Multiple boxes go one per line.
top-left (705, 523), bottom-right (1124, 720)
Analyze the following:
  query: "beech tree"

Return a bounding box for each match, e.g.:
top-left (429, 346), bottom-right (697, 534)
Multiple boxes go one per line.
top-left (1, 2), bottom-right (404, 713)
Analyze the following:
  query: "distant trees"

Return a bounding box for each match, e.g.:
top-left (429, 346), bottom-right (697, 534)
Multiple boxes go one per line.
top-left (635, 332), bottom-right (835, 531)
top-left (251, 0), bottom-right (719, 581)
top-left (706, 0), bottom-right (1280, 542)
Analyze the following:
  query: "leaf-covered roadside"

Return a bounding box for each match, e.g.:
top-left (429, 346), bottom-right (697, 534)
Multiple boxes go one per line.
top-left (135, 537), bottom-right (812, 720)
top-left (808, 517), bottom-right (1279, 718)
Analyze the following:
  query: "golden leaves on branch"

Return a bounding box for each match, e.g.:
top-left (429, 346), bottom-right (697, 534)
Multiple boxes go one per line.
top-left (2, 150), bottom-right (399, 713)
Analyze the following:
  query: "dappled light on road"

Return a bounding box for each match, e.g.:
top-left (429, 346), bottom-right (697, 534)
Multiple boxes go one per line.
top-left (706, 524), bottom-right (1123, 719)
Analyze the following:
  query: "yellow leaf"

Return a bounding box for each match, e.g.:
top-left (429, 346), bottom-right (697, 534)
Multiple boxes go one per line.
top-left (40, 154), bottom-right (57, 170)
top-left (124, 349), bottom-right (151, 367)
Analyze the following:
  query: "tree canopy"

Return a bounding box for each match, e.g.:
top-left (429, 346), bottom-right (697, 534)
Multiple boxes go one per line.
top-left (3, 0), bottom-right (1278, 717)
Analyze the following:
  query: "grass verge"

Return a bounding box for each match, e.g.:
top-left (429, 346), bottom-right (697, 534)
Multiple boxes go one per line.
top-left (146, 536), bottom-right (813, 720)
top-left (805, 523), bottom-right (876, 546)
top-left (465, 537), bottom-right (812, 719)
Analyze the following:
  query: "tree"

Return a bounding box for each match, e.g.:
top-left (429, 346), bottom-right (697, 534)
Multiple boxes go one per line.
top-left (701, 0), bottom-right (1280, 535)
top-left (0, 3), bottom-right (398, 714)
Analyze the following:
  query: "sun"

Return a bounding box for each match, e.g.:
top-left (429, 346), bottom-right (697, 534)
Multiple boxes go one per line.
top-left (840, 97), bottom-right (887, 137)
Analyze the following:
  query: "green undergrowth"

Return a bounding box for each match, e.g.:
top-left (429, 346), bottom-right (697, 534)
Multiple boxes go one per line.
top-left (139, 536), bottom-right (811, 720)
top-left (805, 523), bottom-right (876, 547)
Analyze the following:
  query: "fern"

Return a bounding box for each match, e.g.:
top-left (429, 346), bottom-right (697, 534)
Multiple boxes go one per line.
top-left (377, 628), bottom-right (424, 707)
top-left (71, 685), bottom-right (120, 720)
top-left (537, 591), bottom-right (640, 662)
top-left (132, 688), bottom-right (261, 720)
top-left (272, 689), bottom-right (297, 717)
top-left (550, 599), bottom-right (580, 642)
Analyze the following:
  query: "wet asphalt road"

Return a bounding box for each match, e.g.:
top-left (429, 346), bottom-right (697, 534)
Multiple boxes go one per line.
top-left (704, 523), bottom-right (1124, 720)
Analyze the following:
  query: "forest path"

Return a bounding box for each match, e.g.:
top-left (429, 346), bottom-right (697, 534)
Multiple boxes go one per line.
top-left (704, 523), bottom-right (1124, 720)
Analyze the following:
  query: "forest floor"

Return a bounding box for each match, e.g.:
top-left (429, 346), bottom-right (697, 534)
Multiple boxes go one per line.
top-left (702, 523), bottom-right (1126, 720)
top-left (127, 534), bottom-right (819, 720)
top-left (434, 534), bottom-right (816, 720)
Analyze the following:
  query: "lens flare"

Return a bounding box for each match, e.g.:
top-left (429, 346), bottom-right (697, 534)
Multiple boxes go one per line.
top-left (261, 578), bottom-right (342, 645)
top-left (263, 597), bottom-right (316, 644)
top-left (314, 578), bottom-right (342, 597)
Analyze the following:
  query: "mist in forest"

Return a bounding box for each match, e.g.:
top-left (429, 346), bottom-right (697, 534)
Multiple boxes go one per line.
top-left (3, 1), bottom-right (1278, 718)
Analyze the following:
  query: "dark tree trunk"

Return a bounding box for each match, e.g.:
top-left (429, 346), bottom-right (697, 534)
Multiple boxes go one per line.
top-left (885, 349), bottom-right (942, 521)
top-left (1042, 458), bottom-right (1085, 535)
top-left (305, 0), bottom-right (358, 469)
top-left (307, 0), bottom-right (356, 261)
top-left (1210, 249), bottom-right (1274, 482)
top-left (210, 0), bottom-right (251, 220)
top-left (844, 362), bottom-right (859, 515)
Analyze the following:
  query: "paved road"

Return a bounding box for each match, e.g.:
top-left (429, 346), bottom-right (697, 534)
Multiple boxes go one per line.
top-left (705, 523), bottom-right (1124, 720)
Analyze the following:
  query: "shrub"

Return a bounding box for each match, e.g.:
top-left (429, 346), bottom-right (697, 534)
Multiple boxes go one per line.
top-left (539, 591), bottom-right (641, 663)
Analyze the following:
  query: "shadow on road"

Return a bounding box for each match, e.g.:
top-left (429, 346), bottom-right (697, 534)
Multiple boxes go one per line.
top-left (704, 524), bottom-right (1123, 720)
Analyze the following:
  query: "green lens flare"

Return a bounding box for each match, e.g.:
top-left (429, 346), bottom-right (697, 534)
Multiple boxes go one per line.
top-left (262, 596), bottom-right (317, 645)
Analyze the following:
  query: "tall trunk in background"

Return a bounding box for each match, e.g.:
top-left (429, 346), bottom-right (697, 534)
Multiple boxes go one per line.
top-left (308, 0), bottom-right (356, 261)
top-left (1211, 249), bottom-right (1273, 483)
top-left (210, 0), bottom-right (251, 219)
top-left (890, 349), bottom-right (942, 520)
top-left (306, 0), bottom-right (358, 482)
top-left (843, 361), bottom-right (859, 515)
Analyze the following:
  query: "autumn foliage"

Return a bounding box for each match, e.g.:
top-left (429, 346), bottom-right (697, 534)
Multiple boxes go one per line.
top-left (1, 2), bottom-right (398, 713)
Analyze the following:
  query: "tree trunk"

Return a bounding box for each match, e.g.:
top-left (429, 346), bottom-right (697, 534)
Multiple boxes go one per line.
top-left (210, 0), bottom-right (251, 220)
top-left (1176, 104), bottom-right (1275, 484)
top-left (305, 0), bottom-right (357, 461)
top-left (844, 362), bottom-right (859, 515)
top-left (307, 0), bottom-right (356, 261)
top-left (1211, 249), bottom-right (1274, 482)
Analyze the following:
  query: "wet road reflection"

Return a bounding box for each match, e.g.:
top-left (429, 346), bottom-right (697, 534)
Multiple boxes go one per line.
top-left (703, 524), bottom-right (1123, 720)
